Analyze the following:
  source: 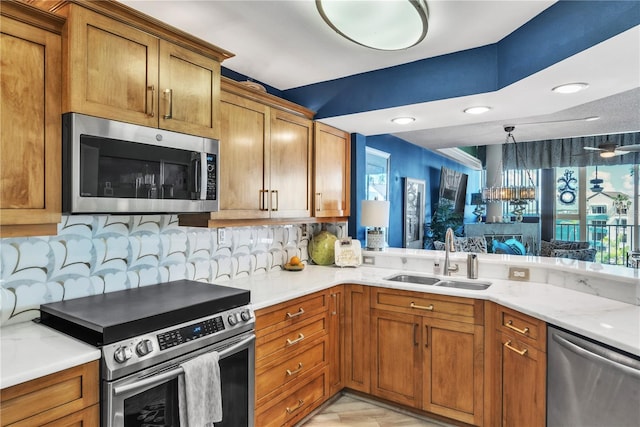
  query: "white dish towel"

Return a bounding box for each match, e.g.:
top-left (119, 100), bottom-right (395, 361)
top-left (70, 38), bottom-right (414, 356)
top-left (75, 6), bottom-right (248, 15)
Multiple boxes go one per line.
top-left (178, 351), bottom-right (223, 426)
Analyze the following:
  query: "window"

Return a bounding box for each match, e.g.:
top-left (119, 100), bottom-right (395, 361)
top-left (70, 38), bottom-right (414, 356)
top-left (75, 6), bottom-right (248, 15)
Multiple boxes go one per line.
top-left (591, 205), bottom-right (607, 214)
top-left (365, 147), bottom-right (390, 201)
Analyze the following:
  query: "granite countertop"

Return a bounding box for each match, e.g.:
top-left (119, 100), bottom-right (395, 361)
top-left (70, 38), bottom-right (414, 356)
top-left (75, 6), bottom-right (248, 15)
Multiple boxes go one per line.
top-left (2, 257), bottom-right (639, 390)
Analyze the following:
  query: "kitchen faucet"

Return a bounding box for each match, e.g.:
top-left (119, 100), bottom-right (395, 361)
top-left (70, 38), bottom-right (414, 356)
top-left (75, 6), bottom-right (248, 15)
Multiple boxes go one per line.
top-left (444, 227), bottom-right (459, 276)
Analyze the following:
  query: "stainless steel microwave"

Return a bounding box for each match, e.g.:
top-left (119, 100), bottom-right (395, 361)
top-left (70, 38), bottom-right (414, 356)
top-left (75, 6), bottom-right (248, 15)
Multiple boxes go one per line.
top-left (62, 113), bottom-right (219, 214)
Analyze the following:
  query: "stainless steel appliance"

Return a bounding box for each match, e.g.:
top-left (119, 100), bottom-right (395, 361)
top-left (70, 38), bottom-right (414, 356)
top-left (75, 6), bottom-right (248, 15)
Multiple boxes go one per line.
top-left (547, 325), bottom-right (640, 427)
top-left (63, 113), bottom-right (219, 213)
top-left (39, 280), bottom-right (254, 427)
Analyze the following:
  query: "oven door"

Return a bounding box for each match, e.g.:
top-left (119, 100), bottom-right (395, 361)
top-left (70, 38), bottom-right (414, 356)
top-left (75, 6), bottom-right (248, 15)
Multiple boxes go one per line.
top-left (104, 332), bottom-right (254, 427)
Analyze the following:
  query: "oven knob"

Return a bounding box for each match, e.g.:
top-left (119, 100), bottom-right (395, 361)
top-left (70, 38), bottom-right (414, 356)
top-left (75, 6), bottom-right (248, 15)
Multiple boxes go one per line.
top-left (136, 339), bottom-right (154, 357)
top-left (228, 314), bottom-right (238, 326)
top-left (114, 346), bottom-right (133, 363)
top-left (240, 310), bottom-right (252, 322)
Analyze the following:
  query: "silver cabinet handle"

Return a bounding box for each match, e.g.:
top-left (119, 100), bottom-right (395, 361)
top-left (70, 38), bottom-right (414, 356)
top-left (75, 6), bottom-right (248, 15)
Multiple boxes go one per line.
top-left (286, 333), bottom-right (305, 345)
top-left (147, 85), bottom-right (155, 117)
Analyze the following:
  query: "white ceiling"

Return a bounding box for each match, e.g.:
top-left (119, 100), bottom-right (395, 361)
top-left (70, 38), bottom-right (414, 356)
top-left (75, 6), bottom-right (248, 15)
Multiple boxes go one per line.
top-left (120, 0), bottom-right (640, 150)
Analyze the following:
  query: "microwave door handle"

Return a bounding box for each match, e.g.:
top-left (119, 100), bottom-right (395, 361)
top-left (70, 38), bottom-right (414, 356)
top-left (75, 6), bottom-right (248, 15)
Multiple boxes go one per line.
top-left (200, 152), bottom-right (207, 200)
top-left (112, 334), bottom-right (255, 397)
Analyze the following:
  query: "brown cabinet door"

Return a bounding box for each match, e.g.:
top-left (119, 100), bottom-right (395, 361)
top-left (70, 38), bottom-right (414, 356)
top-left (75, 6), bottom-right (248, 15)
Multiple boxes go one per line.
top-left (424, 318), bottom-right (484, 425)
top-left (328, 286), bottom-right (344, 395)
top-left (0, 14), bottom-right (61, 236)
top-left (64, 5), bottom-right (159, 127)
top-left (269, 109), bottom-right (312, 218)
top-left (158, 40), bottom-right (220, 139)
top-left (497, 331), bottom-right (546, 427)
top-left (216, 91), bottom-right (270, 219)
top-left (313, 122), bottom-right (350, 217)
top-left (344, 284), bottom-right (371, 393)
top-left (370, 309), bottom-right (422, 407)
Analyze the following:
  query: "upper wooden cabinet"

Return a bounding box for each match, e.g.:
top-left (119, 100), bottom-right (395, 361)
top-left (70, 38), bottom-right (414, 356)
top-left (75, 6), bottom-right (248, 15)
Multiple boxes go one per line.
top-left (0, 1), bottom-right (64, 237)
top-left (313, 123), bottom-right (351, 218)
top-left (59, 1), bottom-right (227, 139)
top-left (186, 78), bottom-right (314, 223)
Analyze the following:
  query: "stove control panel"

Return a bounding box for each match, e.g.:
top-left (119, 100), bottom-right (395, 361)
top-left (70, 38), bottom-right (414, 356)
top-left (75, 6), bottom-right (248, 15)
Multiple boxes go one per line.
top-left (103, 305), bottom-right (255, 372)
top-left (157, 316), bottom-right (225, 350)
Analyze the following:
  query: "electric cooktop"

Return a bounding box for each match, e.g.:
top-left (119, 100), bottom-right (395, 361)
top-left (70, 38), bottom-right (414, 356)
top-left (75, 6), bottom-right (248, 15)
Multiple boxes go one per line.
top-left (38, 280), bottom-right (250, 346)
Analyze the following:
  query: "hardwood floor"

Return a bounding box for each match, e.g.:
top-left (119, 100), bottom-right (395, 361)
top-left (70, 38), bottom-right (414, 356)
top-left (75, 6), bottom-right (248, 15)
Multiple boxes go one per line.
top-left (299, 394), bottom-right (455, 427)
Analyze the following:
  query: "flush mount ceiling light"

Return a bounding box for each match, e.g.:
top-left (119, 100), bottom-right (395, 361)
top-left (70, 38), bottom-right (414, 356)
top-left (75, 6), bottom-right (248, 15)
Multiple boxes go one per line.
top-left (552, 82), bottom-right (589, 94)
top-left (463, 106), bottom-right (491, 115)
top-left (316, 0), bottom-right (429, 51)
top-left (391, 116), bottom-right (415, 125)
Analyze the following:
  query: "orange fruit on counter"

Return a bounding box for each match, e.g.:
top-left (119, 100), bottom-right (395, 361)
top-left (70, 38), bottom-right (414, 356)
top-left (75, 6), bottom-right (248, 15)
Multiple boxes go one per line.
top-left (290, 256), bottom-right (301, 266)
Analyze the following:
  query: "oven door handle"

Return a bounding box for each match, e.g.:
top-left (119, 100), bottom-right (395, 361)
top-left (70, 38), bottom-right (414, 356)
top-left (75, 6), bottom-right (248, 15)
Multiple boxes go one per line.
top-left (113, 334), bottom-right (255, 397)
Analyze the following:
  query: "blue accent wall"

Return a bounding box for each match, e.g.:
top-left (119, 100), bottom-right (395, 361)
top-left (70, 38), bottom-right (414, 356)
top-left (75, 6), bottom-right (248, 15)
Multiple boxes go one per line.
top-left (280, 0), bottom-right (640, 119)
top-left (349, 134), bottom-right (481, 248)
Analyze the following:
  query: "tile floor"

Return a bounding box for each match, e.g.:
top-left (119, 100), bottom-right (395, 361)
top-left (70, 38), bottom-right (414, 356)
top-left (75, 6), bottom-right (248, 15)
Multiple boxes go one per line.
top-left (299, 394), bottom-right (455, 427)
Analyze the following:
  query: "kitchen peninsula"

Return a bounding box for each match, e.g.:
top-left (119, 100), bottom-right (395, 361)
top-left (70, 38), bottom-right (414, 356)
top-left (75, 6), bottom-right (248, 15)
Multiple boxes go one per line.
top-left (2, 250), bottom-right (638, 426)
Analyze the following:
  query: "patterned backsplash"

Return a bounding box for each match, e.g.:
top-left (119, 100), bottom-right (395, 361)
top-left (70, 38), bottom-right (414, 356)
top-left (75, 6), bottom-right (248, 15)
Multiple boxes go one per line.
top-left (0, 215), bottom-right (346, 326)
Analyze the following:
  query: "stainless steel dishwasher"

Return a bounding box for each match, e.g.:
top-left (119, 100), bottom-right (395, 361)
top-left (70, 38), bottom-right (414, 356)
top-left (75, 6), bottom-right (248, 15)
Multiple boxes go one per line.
top-left (547, 325), bottom-right (640, 427)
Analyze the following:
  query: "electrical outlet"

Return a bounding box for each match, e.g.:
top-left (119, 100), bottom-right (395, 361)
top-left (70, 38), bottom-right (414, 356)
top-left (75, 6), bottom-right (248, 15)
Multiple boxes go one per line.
top-left (509, 267), bottom-right (530, 281)
top-left (217, 228), bottom-right (226, 245)
top-left (362, 255), bottom-right (375, 265)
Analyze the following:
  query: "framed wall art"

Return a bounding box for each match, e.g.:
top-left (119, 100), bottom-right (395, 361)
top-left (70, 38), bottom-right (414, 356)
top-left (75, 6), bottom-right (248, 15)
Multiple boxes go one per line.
top-left (403, 177), bottom-right (426, 248)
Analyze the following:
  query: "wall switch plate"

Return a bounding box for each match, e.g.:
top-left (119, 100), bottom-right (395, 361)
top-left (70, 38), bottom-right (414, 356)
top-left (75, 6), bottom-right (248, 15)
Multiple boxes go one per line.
top-left (509, 267), bottom-right (530, 281)
top-left (217, 228), bottom-right (226, 245)
top-left (362, 255), bottom-right (375, 265)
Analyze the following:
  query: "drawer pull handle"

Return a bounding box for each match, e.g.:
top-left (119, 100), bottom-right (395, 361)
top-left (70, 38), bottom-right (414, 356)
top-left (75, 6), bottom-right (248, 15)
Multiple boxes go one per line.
top-left (410, 302), bottom-right (434, 311)
top-left (504, 340), bottom-right (528, 356)
top-left (505, 320), bottom-right (530, 335)
top-left (286, 333), bottom-right (305, 345)
top-left (286, 399), bottom-right (305, 414)
top-left (286, 308), bottom-right (305, 318)
top-left (286, 362), bottom-right (304, 376)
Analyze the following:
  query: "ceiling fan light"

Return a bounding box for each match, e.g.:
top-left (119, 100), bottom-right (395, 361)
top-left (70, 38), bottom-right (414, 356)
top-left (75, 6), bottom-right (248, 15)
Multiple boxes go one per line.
top-left (316, 0), bottom-right (429, 50)
top-left (600, 151), bottom-right (616, 158)
top-left (392, 116), bottom-right (415, 125)
top-left (463, 106), bottom-right (491, 115)
top-left (552, 82), bottom-right (589, 94)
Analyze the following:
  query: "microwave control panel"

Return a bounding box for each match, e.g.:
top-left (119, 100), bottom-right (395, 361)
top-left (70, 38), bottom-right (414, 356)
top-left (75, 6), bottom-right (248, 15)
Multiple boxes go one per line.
top-left (206, 153), bottom-right (217, 200)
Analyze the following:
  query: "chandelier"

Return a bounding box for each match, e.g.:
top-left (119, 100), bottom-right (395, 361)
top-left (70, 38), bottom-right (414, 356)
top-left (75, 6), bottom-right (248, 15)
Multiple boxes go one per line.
top-left (481, 126), bottom-right (537, 221)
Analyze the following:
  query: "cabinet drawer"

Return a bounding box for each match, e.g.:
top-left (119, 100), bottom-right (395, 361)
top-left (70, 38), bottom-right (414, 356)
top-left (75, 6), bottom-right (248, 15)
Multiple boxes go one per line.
top-left (256, 291), bottom-right (328, 336)
top-left (497, 306), bottom-right (545, 350)
top-left (256, 312), bottom-right (327, 361)
top-left (372, 287), bottom-right (482, 324)
top-left (255, 367), bottom-right (328, 427)
top-left (0, 361), bottom-right (99, 427)
top-left (256, 336), bottom-right (328, 402)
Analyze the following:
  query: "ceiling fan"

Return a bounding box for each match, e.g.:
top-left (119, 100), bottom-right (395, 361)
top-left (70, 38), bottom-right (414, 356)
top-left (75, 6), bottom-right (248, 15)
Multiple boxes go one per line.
top-left (583, 142), bottom-right (640, 158)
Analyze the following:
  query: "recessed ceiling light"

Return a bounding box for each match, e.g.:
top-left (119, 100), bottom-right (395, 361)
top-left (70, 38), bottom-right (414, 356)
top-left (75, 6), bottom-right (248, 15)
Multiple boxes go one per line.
top-left (463, 106), bottom-right (491, 115)
top-left (552, 83), bottom-right (589, 94)
top-left (391, 117), bottom-right (415, 125)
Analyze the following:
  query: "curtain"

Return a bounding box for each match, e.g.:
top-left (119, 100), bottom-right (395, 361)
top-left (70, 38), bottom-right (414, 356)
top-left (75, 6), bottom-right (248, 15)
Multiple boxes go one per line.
top-left (502, 132), bottom-right (640, 169)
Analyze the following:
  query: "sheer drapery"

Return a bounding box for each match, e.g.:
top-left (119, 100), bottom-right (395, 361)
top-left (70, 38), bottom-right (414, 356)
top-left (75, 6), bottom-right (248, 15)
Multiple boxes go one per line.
top-left (502, 132), bottom-right (640, 169)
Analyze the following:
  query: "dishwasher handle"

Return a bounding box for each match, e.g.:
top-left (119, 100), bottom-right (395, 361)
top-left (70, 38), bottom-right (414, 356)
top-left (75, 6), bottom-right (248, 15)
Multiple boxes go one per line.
top-left (552, 332), bottom-right (640, 379)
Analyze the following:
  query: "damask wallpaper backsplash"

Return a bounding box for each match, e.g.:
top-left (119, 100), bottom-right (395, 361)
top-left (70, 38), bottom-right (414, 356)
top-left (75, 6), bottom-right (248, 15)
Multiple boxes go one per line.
top-left (0, 215), bottom-right (346, 327)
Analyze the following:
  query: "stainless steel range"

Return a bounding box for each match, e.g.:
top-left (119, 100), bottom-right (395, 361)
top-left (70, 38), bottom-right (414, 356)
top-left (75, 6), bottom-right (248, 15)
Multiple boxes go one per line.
top-left (39, 280), bottom-right (254, 427)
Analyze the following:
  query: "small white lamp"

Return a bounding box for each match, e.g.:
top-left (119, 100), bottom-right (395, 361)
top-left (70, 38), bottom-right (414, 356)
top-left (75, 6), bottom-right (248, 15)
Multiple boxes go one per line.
top-left (361, 200), bottom-right (390, 251)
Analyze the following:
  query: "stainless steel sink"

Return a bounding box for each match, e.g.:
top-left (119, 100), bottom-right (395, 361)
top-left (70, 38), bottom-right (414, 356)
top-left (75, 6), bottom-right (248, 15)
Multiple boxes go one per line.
top-left (384, 274), bottom-right (440, 286)
top-left (435, 280), bottom-right (491, 290)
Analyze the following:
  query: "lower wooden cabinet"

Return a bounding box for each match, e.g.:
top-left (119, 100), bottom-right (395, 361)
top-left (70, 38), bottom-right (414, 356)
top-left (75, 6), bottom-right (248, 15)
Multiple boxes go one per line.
top-left (343, 284), bottom-right (371, 393)
top-left (254, 290), bottom-right (332, 426)
top-left (370, 287), bottom-right (484, 426)
top-left (0, 361), bottom-right (99, 427)
top-left (328, 285), bottom-right (345, 395)
top-left (485, 302), bottom-right (547, 427)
